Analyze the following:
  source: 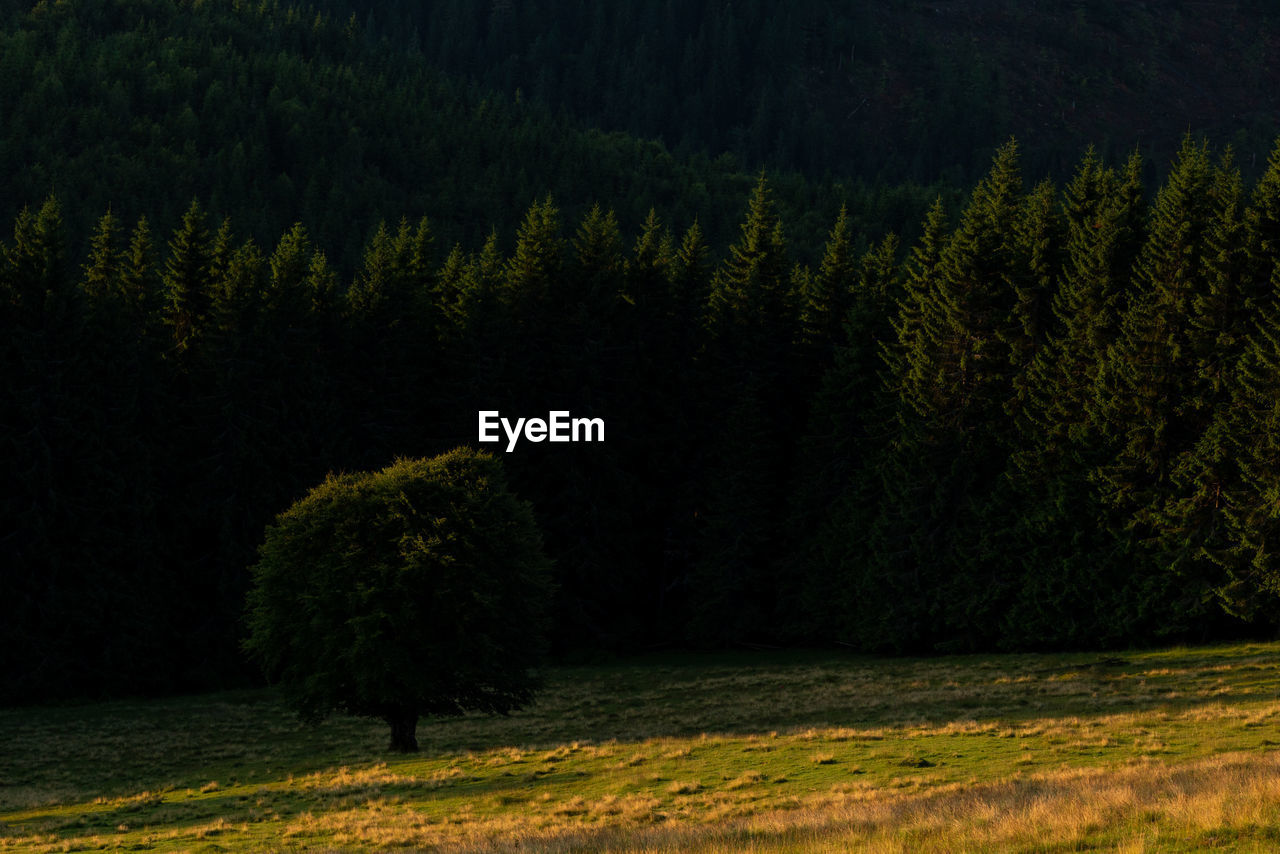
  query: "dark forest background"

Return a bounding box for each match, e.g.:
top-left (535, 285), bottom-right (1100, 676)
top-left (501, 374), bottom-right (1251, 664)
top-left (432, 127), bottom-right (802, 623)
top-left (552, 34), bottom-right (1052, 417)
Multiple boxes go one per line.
top-left (6, 0), bottom-right (1280, 703)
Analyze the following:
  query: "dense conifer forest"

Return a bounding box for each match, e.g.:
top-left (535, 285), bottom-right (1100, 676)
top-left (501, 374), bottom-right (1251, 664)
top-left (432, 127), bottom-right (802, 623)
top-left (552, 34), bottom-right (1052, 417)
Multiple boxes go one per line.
top-left (0, 0), bottom-right (940, 269)
top-left (6, 0), bottom-right (1280, 703)
top-left (321, 0), bottom-right (1280, 185)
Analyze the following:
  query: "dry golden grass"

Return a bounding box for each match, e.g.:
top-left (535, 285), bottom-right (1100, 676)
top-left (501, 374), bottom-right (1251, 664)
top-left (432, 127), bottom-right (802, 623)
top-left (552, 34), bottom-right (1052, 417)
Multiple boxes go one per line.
top-left (409, 751), bottom-right (1280, 853)
top-left (5, 643), bottom-right (1280, 851)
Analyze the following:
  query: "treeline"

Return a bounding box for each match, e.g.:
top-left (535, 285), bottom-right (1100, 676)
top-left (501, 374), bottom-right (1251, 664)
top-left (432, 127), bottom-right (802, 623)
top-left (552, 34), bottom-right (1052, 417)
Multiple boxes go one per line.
top-left (0, 0), bottom-right (935, 272)
top-left (7, 136), bottom-right (1280, 702)
top-left (319, 0), bottom-right (1280, 186)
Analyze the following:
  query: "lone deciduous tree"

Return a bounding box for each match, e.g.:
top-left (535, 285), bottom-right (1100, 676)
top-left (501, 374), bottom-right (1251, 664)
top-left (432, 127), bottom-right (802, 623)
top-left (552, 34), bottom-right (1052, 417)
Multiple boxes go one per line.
top-left (243, 447), bottom-right (554, 752)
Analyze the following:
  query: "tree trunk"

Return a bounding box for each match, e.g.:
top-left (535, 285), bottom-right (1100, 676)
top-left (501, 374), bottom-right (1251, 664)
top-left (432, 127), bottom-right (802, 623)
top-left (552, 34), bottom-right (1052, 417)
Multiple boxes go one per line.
top-left (386, 711), bottom-right (419, 753)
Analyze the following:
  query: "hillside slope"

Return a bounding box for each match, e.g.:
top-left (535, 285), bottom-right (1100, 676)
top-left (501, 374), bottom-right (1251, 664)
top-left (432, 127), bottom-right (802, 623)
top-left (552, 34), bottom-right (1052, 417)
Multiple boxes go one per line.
top-left (0, 0), bottom-right (928, 268)
top-left (325, 0), bottom-right (1280, 185)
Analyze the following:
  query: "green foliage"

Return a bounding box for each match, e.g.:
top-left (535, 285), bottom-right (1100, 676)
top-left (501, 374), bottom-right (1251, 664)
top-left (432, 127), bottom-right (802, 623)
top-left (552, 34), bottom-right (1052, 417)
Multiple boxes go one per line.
top-left (1089, 140), bottom-right (1242, 626)
top-left (996, 148), bottom-right (1160, 647)
top-left (162, 199), bottom-right (213, 356)
top-left (688, 177), bottom-right (801, 642)
top-left (335, 0), bottom-right (1280, 189)
top-left (11, 644), bottom-right (1280, 852)
top-left (2, 0), bottom-right (923, 273)
top-left (831, 142), bottom-right (1031, 651)
top-left (243, 448), bottom-right (553, 750)
top-left (706, 175), bottom-right (794, 367)
top-left (16, 133), bottom-right (1280, 703)
top-left (797, 205), bottom-right (859, 363)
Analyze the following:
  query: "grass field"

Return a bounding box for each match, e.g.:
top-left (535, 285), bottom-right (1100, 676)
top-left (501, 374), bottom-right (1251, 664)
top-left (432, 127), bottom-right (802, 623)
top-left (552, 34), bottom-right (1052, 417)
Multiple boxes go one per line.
top-left (4, 643), bottom-right (1280, 852)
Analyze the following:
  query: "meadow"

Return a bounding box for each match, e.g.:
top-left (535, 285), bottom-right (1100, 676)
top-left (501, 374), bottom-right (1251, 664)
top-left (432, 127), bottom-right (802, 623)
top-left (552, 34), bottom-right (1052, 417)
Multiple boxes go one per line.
top-left (4, 643), bottom-right (1280, 852)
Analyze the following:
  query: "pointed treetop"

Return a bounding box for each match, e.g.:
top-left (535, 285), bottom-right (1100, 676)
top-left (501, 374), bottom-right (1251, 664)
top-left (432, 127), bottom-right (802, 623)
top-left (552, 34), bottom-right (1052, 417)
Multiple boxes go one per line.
top-left (82, 208), bottom-right (121, 304)
top-left (505, 195), bottom-right (563, 300)
top-left (633, 208), bottom-right (668, 263)
top-left (162, 198), bottom-right (212, 353)
top-left (573, 203), bottom-right (623, 274)
top-left (270, 223), bottom-right (313, 291)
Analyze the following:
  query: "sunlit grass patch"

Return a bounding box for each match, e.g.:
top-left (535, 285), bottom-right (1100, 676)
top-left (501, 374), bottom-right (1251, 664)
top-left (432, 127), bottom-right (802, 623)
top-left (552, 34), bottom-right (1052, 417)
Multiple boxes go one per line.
top-left (5, 642), bottom-right (1280, 851)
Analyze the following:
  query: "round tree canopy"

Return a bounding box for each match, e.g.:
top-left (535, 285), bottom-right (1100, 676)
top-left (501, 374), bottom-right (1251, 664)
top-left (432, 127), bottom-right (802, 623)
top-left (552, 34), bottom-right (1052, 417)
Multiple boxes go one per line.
top-left (243, 447), bottom-right (554, 750)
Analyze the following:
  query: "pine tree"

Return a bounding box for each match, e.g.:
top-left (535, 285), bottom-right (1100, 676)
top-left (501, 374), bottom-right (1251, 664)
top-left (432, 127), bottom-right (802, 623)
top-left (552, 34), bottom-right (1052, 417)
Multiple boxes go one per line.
top-left (120, 216), bottom-right (159, 330)
top-left (705, 174), bottom-right (794, 376)
top-left (899, 139), bottom-right (1023, 428)
top-left (883, 197), bottom-right (948, 391)
top-left (660, 218), bottom-right (714, 590)
top-left (564, 202), bottom-right (626, 391)
top-left (161, 199), bottom-right (213, 356)
top-left (622, 207), bottom-right (677, 361)
top-left (799, 233), bottom-right (901, 508)
top-left (995, 149), bottom-right (1150, 647)
top-left (1215, 263), bottom-right (1280, 618)
top-left (1243, 139), bottom-right (1280, 288)
top-left (266, 223), bottom-right (314, 324)
top-left (1183, 142), bottom-right (1280, 619)
top-left (1089, 137), bottom-right (1231, 632)
top-left (402, 216), bottom-right (435, 298)
top-left (1159, 151), bottom-right (1250, 576)
top-left (848, 141), bottom-right (1027, 651)
top-left (629, 208), bottom-right (674, 311)
top-left (505, 195), bottom-right (565, 314)
top-left (208, 218), bottom-right (235, 289)
top-left (1018, 148), bottom-right (1138, 462)
top-left (574, 204), bottom-right (625, 280)
top-left (347, 221), bottom-right (407, 322)
top-left (1093, 138), bottom-right (1219, 534)
top-left (0, 198), bottom-right (128, 699)
top-left (784, 233), bottom-right (899, 641)
top-left (457, 231), bottom-right (506, 346)
top-left (1002, 179), bottom-right (1062, 376)
top-left (689, 176), bottom-right (799, 643)
top-left (211, 237), bottom-right (266, 344)
top-left (668, 220), bottom-right (711, 355)
top-left (492, 196), bottom-right (566, 423)
top-left (432, 243), bottom-right (469, 340)
top-left (798, 205), bottom-right (858, 365)
top-left (6, 196), bottom-right (74, 331)
top-left (82, 210), bottom-right (121, 308)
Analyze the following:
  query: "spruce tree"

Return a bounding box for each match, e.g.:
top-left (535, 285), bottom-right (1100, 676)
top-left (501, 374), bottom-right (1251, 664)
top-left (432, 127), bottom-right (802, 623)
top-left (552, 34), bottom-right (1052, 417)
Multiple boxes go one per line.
top-left (996, 149), bottom-right (1150, 646)
top-left (161, 199), bottom-right (213, 356)
top-left (6, 197), bottom-right (74, 331)
top-left (403, 216), bottom-right (435, 302)
top-left (798, 205), bottom-right (858, 367)
top-left (347, 221), bottom-right (407, 322)
top-left (120, 216), bottom-right (160, 331)
top-left (629, 208), bottom-right (674, 314)
top-left (850, 140), bottom-right (1027, 651)
top-left (689, 176), bottom-right (799, 642)
top-left (668, 221), bottom-right (712, 356)
top-left (213, 238), bottom-right (266, 344)
top-left (1214, 263), bottom-right (1280, 618)
top-left (505, 195), bottom-right (565, 315)
top-left (1091, 137), bottom-right (1233, 632)
top-left (705, 174), bottom-right (794, 376)
top-left (1183, 142), bottom-right (1280, 620)
top-left (1002, 179), bottom-right (1062, 375)
top-left (82, 210), bottom-right (121, 309)
top-left (1093, 139), bottom-right (1220, 534)
top-left (1242, 139), bottom-right (1280, 288)
top-left (785, 233), bottom-right (899, 641)
top-left (884, 197), bottom-right (948, 387)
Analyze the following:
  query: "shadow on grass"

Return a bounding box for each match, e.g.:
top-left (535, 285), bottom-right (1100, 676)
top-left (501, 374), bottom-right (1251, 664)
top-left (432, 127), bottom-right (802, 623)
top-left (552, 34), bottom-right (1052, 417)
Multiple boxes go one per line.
top-left (4, 641), bottom-right (1279, 843)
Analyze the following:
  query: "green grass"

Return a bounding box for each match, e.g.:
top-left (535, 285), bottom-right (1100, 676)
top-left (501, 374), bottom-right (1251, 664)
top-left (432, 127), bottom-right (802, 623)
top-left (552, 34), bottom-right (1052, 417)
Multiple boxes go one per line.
top-left (4, 643), bottom-right (1280, 851)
